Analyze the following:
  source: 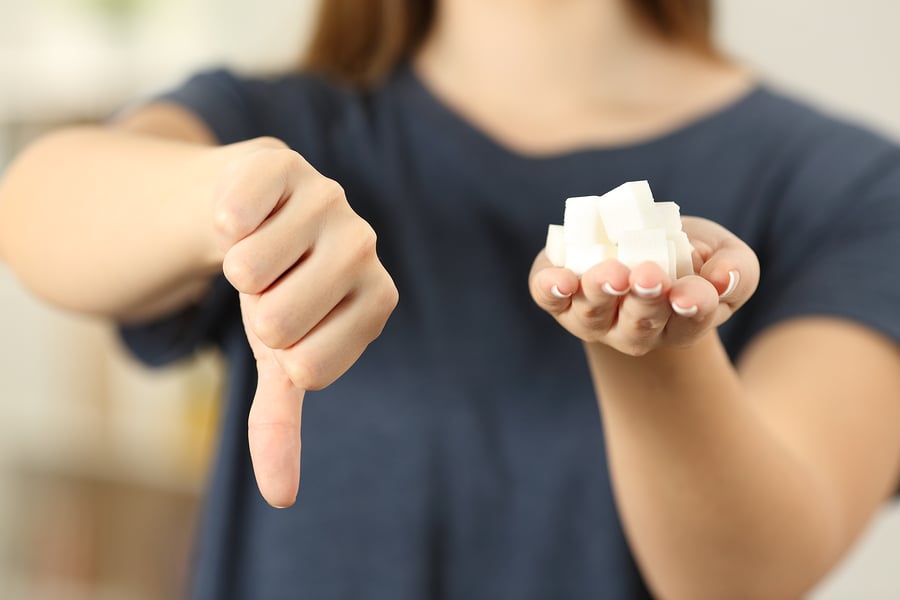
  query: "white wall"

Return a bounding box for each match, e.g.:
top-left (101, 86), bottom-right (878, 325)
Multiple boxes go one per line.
top-left (717, 0), bottom-right (900, 140)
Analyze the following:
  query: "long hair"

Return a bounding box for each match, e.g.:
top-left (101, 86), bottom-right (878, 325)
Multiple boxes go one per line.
top-left (302, 0), bottom-right (715, 88)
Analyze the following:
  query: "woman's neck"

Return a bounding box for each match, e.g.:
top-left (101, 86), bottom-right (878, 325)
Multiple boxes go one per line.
top-left (414, 0), bottom-right (753, 155)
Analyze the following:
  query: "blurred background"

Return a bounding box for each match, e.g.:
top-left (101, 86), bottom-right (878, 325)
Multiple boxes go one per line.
top-left (0, 1), bottom-right (898, 598)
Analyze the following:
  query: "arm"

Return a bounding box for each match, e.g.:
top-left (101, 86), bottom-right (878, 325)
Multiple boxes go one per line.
top-left (0, 104), bottom-right (231, 321)
top-left (589, 322), bottom-right (900, 600)
top-left (530, 218), bottom-right (900, 599)
top-left (0, 103), bottom-right (398, 508)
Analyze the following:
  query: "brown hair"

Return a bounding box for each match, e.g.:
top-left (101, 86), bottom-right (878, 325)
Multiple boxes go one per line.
top-left (302, 0), bottom-right (714, 88)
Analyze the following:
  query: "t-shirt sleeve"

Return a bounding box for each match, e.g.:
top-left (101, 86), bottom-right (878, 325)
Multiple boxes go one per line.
top-left (151, 68), bottom-right (261, 145)
top-left (117, 70), bottom-right (258, 366)
top-left (119, 275), bottom-right (237, 367)
top-left (747, 122), bottom-right (900, 346)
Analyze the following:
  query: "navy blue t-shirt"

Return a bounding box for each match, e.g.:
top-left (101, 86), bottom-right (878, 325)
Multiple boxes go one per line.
top-left (121, 65), bottom-right (900, 599)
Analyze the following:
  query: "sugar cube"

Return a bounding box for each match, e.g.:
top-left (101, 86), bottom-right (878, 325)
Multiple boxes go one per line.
top-left (544, 180), bottom-right (695, 280)
top-left (565, 243), bottom-right (616, 276)
top-left (617, 228), bottom-right (670, 275)
top-left (545, 224), bottom-right (566, 267)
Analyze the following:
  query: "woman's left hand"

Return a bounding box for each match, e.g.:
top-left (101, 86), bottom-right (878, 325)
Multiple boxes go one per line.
top-left (529, 216), bottom-right (760, 356)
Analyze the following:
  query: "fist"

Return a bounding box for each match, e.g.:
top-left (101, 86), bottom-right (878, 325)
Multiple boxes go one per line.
top-left (214, 137), bottom-right (398, 507)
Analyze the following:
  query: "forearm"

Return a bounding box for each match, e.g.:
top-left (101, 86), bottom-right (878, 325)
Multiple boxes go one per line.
top-left (587, 333), bottom-right (840, 600)
top-left (0, 126), bottom-right (231, 320)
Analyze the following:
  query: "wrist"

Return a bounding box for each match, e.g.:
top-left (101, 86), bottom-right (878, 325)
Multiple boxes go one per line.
top-left (191, 141), bottom-right (249, 276)
top-left (584, 331), bottom-right (740, 407)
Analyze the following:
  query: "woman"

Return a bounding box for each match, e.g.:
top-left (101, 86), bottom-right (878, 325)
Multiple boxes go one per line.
top-left (2, 0), bottom-right (899, 598)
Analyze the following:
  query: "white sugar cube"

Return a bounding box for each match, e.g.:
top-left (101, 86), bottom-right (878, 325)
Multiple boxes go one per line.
top-left (617, 228), bottom-right (670, 274)
top-left (564, 196), bottom-right (607, 246)
top-left (565, 243), bottom-right (617, 276)
top-left (596, 181), bottom-right (656, 243)
top-left (545, 224), bottom-right (566, 267)
top-left (549, 180), bottom-right (691, 281)
top-left (667, 240), bottom-right (677, 281)
top-left (671, 231), bottom-right (695, 278)
top-left (650, 202), bottom-right (682, 236)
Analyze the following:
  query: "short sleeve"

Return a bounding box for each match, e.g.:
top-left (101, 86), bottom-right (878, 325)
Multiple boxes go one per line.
top-left (152, 68), bottom-right (262, 144)
top-left (117, 70), bottom-right (257, 366)
top-left (119, 275), bottom-right (238, 367)
top-left (748, 122), bottom-right (900, 345)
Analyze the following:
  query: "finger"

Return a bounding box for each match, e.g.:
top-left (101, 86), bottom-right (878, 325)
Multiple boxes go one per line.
top-left (662, 274), bottom-right (720, 346)
top-left (213, 146), bottom-right (305, 249)
top-left (700, 260), bottom-right (754, 304)
top-left (223, 176), bottom-right (351, 294)
top-left (245, 218), bottom-right (378, 350)
top-left (682, 217), bottom-right (759, 309)
top-left (241, 294), bottom-right (305, 509)
top-left (608, 261), bottom-right (672, 354)
top-left (529, 252), bottom-right (580, 315)
top-left (581, 259), bottom-right (631, 301)
top-left (274, 272), bottom-right (397, 391)
top-left (698, 246), bottom-right (758, 330)
top-left (570, 259), bottom-right (631, 331)
top-left (222, 200), bottom-right (313, 295)
top-left (248, 350), bottom-right (304, 508)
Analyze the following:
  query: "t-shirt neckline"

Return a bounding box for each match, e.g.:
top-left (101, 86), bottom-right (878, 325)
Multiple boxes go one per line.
top-left (392, 61), bottom-right (766, 166)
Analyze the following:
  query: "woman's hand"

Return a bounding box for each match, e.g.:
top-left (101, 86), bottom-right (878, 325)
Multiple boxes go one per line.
top-left (214, 138), bottom-right (398, 508)
top-left (529, 216), bottom-right (759, 356)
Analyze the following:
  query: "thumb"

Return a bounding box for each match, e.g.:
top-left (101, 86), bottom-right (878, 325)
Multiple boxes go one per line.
top-left (248, 350), bottom-right (305, 508)
top-left (241, 294), bottom-right (305, 508)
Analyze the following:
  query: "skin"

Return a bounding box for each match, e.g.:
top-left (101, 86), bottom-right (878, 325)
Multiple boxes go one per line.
top-left (0, 111), bottom-right (399, 508)
top-left (1, 0), bottom-right (899, 597)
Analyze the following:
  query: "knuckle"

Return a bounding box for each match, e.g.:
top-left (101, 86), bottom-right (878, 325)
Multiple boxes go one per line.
top-left (322, 177), bottom-right (346, 201)
top-left (251, 136), bottom-right (288, 151)
top-left (283, 353), bottom-right (329, 391)
top-left (633, 316), bottom-right (664, 334)
top-left (213, 203), bottom-right (243, 242)
top-left (353, 223), bottom-right (379, 262)
top-left (247, 414), bottom-right (293, 433)
top-left (252, 305), bottom-right (292, 350)
top-left (215, 173), bottom-right (254, 238)
top-left (578, 304), bottom-right (606, 321)
top-left (272, 148), bottom-right (304, 180)
top-left (383, 279), bottom-right (400, 312)
top-left (312, 177), bottom-right (346, 212)
top-left (366, 283), bottom-right (399, 341)
top-left (223, 252), bottom-right (265, 294)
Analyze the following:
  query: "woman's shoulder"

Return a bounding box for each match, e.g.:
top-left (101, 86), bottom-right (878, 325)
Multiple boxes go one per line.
top-left (167, 67), bottom-right (358, 116)
top-left (729, 82), bottom-right (900, 158)
top-left (151, 66), bottom-right (376, 151)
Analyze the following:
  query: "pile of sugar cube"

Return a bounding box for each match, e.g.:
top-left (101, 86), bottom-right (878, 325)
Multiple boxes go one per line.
top-left (545, 180), bottom-right (694, 279)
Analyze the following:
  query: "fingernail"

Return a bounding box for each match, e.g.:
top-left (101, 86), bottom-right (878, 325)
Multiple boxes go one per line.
top-left (633, 282), bottom-right (663, 298)
top-left (551, 284), bottom-right (571, 299)
top-left (720, 270), bottom-right (740, 298)
top-left (671, 302), bottom-right (699, 317)
top-left (602, 282), bottom-right (629, 296)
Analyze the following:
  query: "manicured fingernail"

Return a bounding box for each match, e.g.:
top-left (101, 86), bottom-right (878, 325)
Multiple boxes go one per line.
top-left (633, 283), bottom-right (663, 298)
top-left (602, 282), bottom-right (629, 296)
top-left (551, 284), bottom-right (571, 299)
top-left (720, 270), bottom-right (740, 298)
top-left (671, 302), bottom-right (698, 317)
